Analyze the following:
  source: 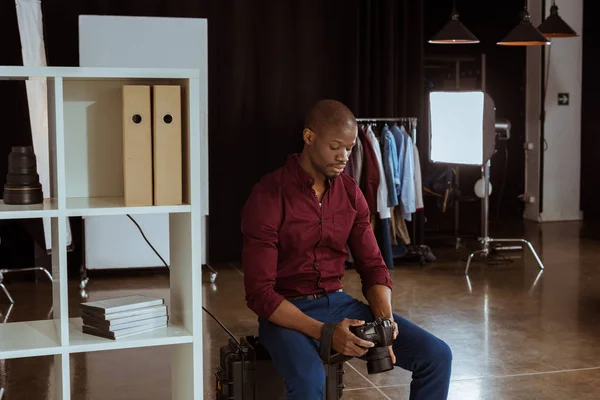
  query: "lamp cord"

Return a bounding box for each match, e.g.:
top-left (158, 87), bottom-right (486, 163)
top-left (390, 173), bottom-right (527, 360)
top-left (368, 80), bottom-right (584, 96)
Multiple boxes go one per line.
top-left (125, 214), bottom-right (240, 346)
top-left (542, 41), bottom-right (551, 151)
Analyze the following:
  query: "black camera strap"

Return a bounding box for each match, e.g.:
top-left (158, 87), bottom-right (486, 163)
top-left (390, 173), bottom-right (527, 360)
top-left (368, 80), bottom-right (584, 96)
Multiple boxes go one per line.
top-left (319, 323), bottom-right (337, 363)
top-left (319, 323), bottom-right (353, 365)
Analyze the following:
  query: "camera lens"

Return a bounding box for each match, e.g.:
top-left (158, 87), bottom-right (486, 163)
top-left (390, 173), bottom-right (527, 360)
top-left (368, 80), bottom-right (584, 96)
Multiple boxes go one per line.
top-left (366, 347), bottom-right (394, 375)
top-left (3, 146), bottom-right (44, 205)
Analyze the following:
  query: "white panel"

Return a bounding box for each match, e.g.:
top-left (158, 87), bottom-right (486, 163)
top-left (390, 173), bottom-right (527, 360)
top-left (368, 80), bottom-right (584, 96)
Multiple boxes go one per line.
top-left (540, 1), bottom-right (583, 221)
top-left (78, 16), bottom-right (209, 269)
top-left (429, 91), bottom-right (484, 165)
top-left (16, 0), bottom-right (72, 248)
top-left (84, 214), bottom-right (170, 270)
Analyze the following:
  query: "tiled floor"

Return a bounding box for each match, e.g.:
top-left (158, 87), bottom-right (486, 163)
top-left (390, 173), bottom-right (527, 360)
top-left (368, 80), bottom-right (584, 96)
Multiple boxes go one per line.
top-left (2, 220), bottom-right (600, 399)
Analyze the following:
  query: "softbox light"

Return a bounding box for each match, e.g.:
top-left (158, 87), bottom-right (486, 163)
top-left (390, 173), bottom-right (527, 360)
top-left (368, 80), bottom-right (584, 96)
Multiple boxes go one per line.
top-left (429, 91), bottom-right (496, 166)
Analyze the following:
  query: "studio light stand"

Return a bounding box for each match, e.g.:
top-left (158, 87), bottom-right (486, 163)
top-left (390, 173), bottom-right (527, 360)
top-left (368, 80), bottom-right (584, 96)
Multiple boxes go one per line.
top-left (0, 267), bottom-right (53, 304)
top-left (464, 148), bottom-right (545, 275)
top-left (428, 90), bottom-right (545, 276)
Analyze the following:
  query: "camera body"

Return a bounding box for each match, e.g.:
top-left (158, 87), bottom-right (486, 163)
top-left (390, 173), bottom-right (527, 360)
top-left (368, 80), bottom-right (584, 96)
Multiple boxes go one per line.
top-left (350, 317), bottom-right (396, 374)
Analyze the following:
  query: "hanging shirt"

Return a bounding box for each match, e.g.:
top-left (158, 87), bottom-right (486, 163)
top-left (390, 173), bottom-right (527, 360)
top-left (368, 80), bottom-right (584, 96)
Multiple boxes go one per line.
top-left (391, 124), bottom-right (405, 195)
top-left (400, 128), bottom-right (416, 220)
top-left (413, 144), bottom-right (424, 211)
top-left (366, 125), bottom-right (391, 220)
top-left (357, 125), bottom-right (380, 216)
top-left (352, 135), bottom-right (364, 185)
top-left (381, 125), bottom-right (399, 208)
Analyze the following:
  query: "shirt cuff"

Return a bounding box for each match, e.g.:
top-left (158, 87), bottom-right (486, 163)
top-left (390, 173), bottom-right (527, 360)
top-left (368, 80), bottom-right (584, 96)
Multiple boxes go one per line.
top-left (361, 274), bottom-right (393, 297)
top-left (247, 290), bottom-right (286, 320)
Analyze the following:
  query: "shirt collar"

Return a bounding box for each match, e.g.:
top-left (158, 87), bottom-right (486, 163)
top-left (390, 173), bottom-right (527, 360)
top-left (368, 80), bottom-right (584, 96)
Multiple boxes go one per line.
top-left (286, 153), bottom-right (314, 187)
top-left (286, 153), bottom-right (334, 188)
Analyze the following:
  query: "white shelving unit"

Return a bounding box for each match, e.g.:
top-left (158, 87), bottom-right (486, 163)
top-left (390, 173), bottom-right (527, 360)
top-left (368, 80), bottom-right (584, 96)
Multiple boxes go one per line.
top-left (0, 66), bottom-right (205, 399)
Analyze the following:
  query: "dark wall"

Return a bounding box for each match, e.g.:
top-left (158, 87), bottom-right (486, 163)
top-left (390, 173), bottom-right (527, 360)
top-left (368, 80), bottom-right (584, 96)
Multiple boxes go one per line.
top-left (423, 0), bottom-right (528, 226)
top-left (581, 0), bottom-right (599, 223)
top-left (8, 0), bottom-right (424, 264)
top-left (0, 0), bottom-right (537, 266)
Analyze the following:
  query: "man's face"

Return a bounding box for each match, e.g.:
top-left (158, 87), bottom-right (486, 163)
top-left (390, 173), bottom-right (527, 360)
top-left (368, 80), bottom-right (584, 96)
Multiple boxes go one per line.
top-left (307, 124), bottom-right (356, 180)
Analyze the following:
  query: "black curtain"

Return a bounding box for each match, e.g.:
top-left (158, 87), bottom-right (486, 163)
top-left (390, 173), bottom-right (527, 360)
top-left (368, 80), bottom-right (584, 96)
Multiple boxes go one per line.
top-left (581, 0), bottom-right (599, 225)
top-left (0, 1), bottom-right (424, 265)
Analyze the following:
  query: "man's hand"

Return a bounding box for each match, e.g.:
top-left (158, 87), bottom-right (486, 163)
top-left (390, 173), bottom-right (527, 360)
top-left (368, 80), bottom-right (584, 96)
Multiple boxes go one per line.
top-left (365, 285), bottom-right (398, 364)
top-left (331, 319), bottom-right (375, 357)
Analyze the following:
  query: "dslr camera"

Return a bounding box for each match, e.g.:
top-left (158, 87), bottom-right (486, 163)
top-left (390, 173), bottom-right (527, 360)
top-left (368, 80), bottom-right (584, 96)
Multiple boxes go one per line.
top-left (350, 317), bottom-right (396, 374)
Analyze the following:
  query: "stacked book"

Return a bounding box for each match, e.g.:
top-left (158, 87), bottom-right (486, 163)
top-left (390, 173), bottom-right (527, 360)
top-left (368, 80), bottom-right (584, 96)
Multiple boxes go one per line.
top-left (80, 294), bottom-right (168, 340)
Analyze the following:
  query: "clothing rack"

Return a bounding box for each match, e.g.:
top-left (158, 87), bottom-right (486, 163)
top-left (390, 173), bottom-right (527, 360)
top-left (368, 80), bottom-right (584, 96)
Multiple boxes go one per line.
top-left (353, 117), bottom-right (428, 266)
top-left (356, 118), bottom-right (417, 139)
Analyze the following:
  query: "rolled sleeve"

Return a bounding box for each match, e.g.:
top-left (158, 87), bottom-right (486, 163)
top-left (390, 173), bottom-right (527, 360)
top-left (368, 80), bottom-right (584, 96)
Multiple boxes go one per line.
top-left (241, 180), bottom-right (286, 320)
top-left (347, 185), bottom-right (393, 296)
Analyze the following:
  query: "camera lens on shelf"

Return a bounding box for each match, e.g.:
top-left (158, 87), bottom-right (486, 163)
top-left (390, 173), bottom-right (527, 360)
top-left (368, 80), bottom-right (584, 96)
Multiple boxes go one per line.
top-left (3, 146), bottom-right (44, 205)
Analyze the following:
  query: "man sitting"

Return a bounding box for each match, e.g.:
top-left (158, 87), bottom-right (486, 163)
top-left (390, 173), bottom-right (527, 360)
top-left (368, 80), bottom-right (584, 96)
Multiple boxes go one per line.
top-left (241, 99), bottom-right (452, 399)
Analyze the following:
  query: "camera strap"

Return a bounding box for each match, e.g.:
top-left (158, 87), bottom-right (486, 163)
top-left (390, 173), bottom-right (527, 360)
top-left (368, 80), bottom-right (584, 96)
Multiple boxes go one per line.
top-left (319, 323), bottom-right (337, 363)
top-left (319, 323), bottom-right (353, 365)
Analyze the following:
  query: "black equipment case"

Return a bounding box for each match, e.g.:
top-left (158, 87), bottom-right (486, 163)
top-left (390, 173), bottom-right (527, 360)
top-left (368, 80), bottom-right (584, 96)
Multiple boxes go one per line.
top-left (216, 336), bottom-right (346, 399)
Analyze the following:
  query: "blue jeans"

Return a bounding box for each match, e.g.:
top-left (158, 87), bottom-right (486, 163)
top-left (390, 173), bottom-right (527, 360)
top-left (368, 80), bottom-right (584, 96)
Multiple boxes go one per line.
top-left (259, 291), bottom-right (452, 400)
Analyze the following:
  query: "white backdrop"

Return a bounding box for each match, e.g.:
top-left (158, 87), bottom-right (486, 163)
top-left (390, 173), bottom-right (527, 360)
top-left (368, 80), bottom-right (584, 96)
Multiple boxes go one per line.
top-left (15, 0), bottom-right (72, 249)
top-left (78, 15), bottom-right (208, 269)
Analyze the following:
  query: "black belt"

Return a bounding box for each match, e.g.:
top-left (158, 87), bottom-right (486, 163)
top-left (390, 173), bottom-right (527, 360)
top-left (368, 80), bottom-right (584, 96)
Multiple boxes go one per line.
top-left (286, 288), bottom-right (342, 301)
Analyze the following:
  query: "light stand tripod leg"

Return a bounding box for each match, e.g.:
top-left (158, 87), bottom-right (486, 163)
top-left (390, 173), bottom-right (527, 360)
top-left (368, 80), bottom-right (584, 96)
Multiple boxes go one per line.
top-left (489, 238), bottom-right (545, 270)
top-left (465, 249), bottom-right (487, 275)
top-left (0, 283), bottom-right (14, 304)
top-left (0, 267), bottom-right (53, 283)
top-left (465, 159), bottom-right (545, 275)
top-left (521, 239), bottom-right (545, 270)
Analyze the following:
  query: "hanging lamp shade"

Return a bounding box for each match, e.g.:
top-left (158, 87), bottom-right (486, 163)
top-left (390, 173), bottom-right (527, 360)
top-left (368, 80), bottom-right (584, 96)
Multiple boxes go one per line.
top-left (538, 4), bottom-right (578, 37)
top-left (498, 8), bottom-right (550, 46)
top-left (429, 9), bottom-right (479, 44)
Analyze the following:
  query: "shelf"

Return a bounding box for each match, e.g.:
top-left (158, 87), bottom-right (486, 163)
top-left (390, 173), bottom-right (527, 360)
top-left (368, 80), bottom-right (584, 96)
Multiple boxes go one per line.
top-left (67, 317), bottom-right (193, 353)
top-left (0, 198), bottom-right (59, 219)
top-left (0, 320), bottom-right (62, 359)
top-left (0, 66), bottom-right (199, 80)
top-left (65, 197), bottom-right (191, 216)
top-left (0, 61), bottom-right (206, 398)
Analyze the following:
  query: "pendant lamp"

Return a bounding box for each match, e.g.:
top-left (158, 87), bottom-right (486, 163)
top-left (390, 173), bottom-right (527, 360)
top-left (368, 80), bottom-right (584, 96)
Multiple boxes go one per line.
top-left (497, 2), bottom-right (550, 46)
top-left (429, 1), bottom-right (479, 44)
top-left (537, 1), bottom-right (578, 38)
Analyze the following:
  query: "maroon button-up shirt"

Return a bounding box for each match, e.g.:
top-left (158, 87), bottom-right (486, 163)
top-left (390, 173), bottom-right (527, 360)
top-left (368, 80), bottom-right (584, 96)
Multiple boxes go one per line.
top-left (241, 153), bottom-right (393, 320)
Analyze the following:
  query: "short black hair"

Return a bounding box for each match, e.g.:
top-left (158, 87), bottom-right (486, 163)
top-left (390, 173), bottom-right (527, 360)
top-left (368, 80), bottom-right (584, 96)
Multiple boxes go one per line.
top-left (304, 99), bottom-right (356, 133)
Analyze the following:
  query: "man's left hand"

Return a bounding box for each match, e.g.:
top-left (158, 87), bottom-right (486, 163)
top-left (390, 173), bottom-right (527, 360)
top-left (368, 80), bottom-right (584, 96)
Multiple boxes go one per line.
top-left (387, 320), bottom-right (398, 364)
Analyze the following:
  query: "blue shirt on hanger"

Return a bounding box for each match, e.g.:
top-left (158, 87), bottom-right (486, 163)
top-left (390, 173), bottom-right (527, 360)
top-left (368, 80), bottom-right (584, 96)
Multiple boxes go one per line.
top-left (381, 124), bottom-right (399, 207)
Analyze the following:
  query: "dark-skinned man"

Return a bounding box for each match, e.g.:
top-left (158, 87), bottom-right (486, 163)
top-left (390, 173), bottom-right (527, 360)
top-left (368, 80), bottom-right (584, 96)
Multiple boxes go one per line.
top-left (241, 99), bottom-right (452, 399)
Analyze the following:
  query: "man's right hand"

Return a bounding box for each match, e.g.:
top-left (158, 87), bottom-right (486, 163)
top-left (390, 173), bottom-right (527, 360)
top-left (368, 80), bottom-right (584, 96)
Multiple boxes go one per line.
top-left (331, 319), bottom-right (375, 357)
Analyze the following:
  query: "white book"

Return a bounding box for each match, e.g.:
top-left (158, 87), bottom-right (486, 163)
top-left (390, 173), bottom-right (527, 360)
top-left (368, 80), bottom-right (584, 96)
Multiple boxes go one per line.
top-left (80, 294), bottom-right (164, 315)
top-left (82, 316), bottom-right (168, 340)
top-left (83, 308), bottom-right (168, 330)
top-left (81, 304), bottom-right (167, 321)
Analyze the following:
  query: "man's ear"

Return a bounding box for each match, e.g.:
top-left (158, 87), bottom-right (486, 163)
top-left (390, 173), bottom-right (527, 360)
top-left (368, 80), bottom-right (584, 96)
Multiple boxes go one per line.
top-left (303, 128), bottom-right (315, 145)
